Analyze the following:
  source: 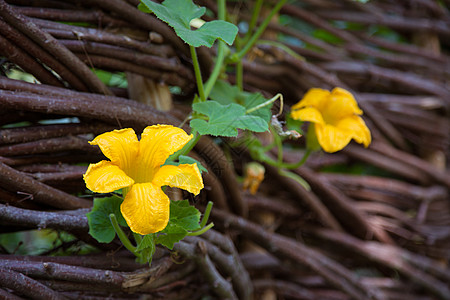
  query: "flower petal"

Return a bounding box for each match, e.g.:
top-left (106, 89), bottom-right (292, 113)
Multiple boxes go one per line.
top-left (90, 128), bottom-right (139, 171)
top-left (315, 123), bottom-right (352, 153)
top-left (291, 88), bottom-right (330, 111)
top-left (291, 107), bottom-right (325, 125)
top-left (138, 125), bottom-right (193, 174)
top-left (337, 116), bottom-right (371, 148)
top-left (153, 164), bottom-right (204, 195)
top-left (121, 183), bottom-right (169, 235)
top-left (84, 161), bottom-right (134, 193)
top-left (322, 88), bottom-right (363, 123)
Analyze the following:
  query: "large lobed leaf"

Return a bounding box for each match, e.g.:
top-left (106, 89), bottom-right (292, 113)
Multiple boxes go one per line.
top-left (190, 101), bottom-right (268, 137)
top-left (139, 0), bottom-right (238, 47)
top-left (210, 80), bottom-right (273, 122)
top-left (86, 195), bottom-right (127, 243)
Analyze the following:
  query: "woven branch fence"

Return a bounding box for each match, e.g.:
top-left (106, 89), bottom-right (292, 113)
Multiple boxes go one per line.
top-left (0, 0), bottom-right (449, 299)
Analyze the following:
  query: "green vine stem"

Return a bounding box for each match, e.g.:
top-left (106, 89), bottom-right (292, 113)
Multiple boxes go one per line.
top-left (190, 45), bottom-right (206, 102)
top-left (246, 93), bottom-right (282, 114)
top-left (168, 130), bottom-right (201, 163)
top-left (256, 148), bottom-right (312, 170)
top-left (256, 40), bottom-right (305, 61)
top-left (243, 0), bottom-right (264, 44)
top-left (199, 201), bottom-right (213, 228)
top-left (278, 169), bottom-right (311, 191)
top-left (282, 149), bottom-right (312, 169)
top-left (109, 213), bottom-right (137, 254)
top-left (204, 41), bottom-right (227, 98)
top-left (235, 38), bottom-right (244, 91)
top-left (274, 126), bottom-right (283, 165)
top-left (204, 0), bottom-right (228, 97)
top-left (187, 201), bottom-right (214, 236)
top-left (187, 222), bottom-right (214, 236)
top-left (231, 0), bottom-right (288, 62)
top-left (133, 232), bottom-right (143, 245)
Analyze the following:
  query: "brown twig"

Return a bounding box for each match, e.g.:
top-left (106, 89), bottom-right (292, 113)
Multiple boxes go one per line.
top-left (0, 252), bottom-right (142, 272)
top-left (316, 10), bottom-right (450, 37)
top-left (342, 144), bottom-right (431, 184)
top-left (12, 6), bottom-right (129, 28)
top-left (265, 164), bottom-right (343, 231)
top-left (32, 18), bottom-right (174, 57)
top-left (173, 240), bottom-right (239, 300)
top-left (0, 33), bottom-right (64, 87)
top-left (0, 122), bottom-right (113, 145)
top-left (0, 268), bottom-right (65, 300)
top-left (211, 208), bottom-right (382, 300)
top-left (0, 136), bottom-right (94, 156)
top-left (187, 231), bottom-right (253, 300)
top-left (0, 19), bottom-right (88, 91)
top-left (0, 162), bottom-right (91, 209)
top-left (313, 229), bottom-right (450, 300)
top-left (0, 0), bottom-right (112, 94)
top-left (0, 90), bottom-right (180, 130)
top-left (253, 278), bottom-right (316, 299)
top-left (196, 137), bottom-right (247, 217)
top-left (59, 40), bottom-right (183, 73)
top-left (0, 204), bottom-right (89, 230)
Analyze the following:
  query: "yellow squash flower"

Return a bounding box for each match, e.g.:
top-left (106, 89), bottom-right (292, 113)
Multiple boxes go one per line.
top-left (290, 87), bottom-right (371, 153)
top-left (83, 125), bottom-right (204, 235)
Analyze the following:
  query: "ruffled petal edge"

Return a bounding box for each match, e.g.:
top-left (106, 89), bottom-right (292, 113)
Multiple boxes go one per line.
top-left (153, 163), bottom-right (204, 195)
top-left (138, 125), bottom-right (193, 172)
top-left (90, 128), bottom-right (139, 171)
top-left (315, 123), bottom-right (352, 153)
top-left (84, 161), bottom-right (134, 193)
top-left (337, 115), bottom-right (371, 148)
top-left (291, 88), bottom-right (330, 111)
top-left (291, 107), bottom-right (325, 125)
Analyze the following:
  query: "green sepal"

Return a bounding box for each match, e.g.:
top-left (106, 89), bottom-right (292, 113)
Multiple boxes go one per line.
top-left (306, 123), bottom-right (321, 151)
top-left (286, 114), bottom-right (304, 133)
top-left (135, 234), bottom-right (156, 265)
top-left (86, 195), bottom-right (126, 243)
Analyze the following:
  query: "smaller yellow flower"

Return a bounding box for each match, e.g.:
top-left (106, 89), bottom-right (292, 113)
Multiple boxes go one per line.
top-left (83, 125), bottom-right (204, 235)
top-left (290, 87), bottom-right (371, 153)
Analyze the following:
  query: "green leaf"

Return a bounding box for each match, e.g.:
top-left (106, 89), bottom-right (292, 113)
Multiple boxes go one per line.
top-left (179, 156), bottom-right (208, 173)
top-left (190, 101), bottom-right (268, 137)
top-left (135, 234), bottom-right (156, 264)
top-left (156, 223), bottom-right (187, 250)
top-left (86, 195), bottom-right (126, 243)
top-left (243, 93), bottom-right (272, 122)
top-left (210, 80), bottom-right (272, 122)
top-left (209, 80), bottom-right (242, 105)
top-left (139, 0), bottom-right (238, 47)
top-left (169, 200), bottom-right (201, 231)
top-left (164, 155), bottom-right (208, 173)
top-left (155, 200), bottom-right (201, 249)
top-left (313, 29), bottom-right (343, 45)
top-left (286, 114), bottom-right (304, 133)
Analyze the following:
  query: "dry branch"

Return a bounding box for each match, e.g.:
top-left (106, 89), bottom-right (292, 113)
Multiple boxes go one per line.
top-left (0, 0), bottom-right (449, 299)
top-left (0, 0), bottom-right (111, 94)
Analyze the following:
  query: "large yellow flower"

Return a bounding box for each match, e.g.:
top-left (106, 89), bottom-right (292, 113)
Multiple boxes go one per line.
top-left (83, 125), bottom-right (204, 235)
top-left (291, 87), bottom-right (371, 153)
